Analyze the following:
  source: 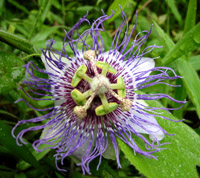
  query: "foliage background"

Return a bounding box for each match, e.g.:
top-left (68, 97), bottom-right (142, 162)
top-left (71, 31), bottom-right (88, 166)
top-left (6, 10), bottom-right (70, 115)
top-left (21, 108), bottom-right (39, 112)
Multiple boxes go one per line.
top-left (0, 0), bottom-right (200, 177)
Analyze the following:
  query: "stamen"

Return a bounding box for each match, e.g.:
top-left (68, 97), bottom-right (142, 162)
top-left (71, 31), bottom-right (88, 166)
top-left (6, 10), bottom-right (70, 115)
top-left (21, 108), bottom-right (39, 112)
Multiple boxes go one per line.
top-left (120, 99), bottom-right (132, 111)
top-left (82, 89), bottom-right (93, 99)
top-left (72, 50), bottom-right (133, 118)
top-left (99, 93), bottom-right (109, 112)
top-left (71, 65), bottom-right (92, 87)
top-left (110, 83), bottom-right (125, 90)
top-left (95, 93), bottom-right (118, 116)
top-left (84, 85), bottom-right (100, 110)
top-left (77, 71), bottom-right (92, 83)
top-left (110, 77), bottom-right (126, 98)
top-left (103, 83), bottom-right (132, 111)
top-left (95, 102), bottom-right (118, 116)
top-left (74, 106), bottom-right (87, 119)
top-left (71, 89), bottom-right (93, 106)
top-left (96, 61), bottom-right (117, 76)
top-left (84, 50), bottom-right (99, 77)
top-left (73, 82), bottom-right (102, 119)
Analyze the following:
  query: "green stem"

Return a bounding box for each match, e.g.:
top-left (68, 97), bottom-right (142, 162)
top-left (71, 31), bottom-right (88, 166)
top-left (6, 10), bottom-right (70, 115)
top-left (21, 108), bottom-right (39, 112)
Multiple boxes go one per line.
top-left (22, 53), bottom-right (41, 60)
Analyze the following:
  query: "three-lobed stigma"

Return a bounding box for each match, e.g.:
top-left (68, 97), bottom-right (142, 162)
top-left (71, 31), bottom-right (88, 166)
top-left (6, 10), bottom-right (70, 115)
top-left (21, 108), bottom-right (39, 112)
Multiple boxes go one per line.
top-left (71, 50), bottom-right (132, 119)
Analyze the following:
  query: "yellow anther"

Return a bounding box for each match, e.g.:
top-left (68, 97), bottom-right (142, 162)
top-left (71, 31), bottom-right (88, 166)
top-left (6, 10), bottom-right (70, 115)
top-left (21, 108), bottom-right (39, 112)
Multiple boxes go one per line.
top-left (120, 99), bottom-right (132, 111)
top-left (74, 106), bottom-right (87, 119)
top-left (83, 50), bottom-right (96, 61)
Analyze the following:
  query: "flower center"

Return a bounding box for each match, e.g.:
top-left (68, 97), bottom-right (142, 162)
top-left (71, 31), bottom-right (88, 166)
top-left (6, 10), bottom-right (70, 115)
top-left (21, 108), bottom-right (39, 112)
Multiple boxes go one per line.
top-left (70, 50), bottom-right (132, 119)
top-left (90, 75), bottom-right (110, 94)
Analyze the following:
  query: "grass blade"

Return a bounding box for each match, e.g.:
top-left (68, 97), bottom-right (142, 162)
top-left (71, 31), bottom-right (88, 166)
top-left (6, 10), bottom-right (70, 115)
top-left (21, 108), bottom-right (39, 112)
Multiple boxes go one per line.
top-left (176, 59), bottom-right (200, 119)
top-left (162, 23), bottom-right (200, 65)
top-left (184, 0), bottom-right (197, 34)
top-left (106, 0), bottom-right (129, 24)
top-left (165, 0), bottom-right (182, 25)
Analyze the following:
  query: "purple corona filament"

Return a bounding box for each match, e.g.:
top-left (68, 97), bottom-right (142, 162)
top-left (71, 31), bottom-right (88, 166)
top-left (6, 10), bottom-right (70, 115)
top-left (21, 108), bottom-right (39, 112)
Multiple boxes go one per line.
top-left (12, 8), bottom-right (185, 174)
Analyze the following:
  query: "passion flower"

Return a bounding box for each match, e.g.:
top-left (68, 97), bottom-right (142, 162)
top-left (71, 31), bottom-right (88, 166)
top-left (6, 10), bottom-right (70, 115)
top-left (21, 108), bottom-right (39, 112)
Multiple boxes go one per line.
top-left (12, 9), bottom-right (185, 174)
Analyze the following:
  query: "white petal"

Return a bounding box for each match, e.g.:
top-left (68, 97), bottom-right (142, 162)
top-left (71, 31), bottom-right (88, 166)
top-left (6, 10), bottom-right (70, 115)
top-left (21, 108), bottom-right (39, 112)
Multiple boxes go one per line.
top-left (41, 52), bottom-right (71, 106)
top-left (131, 57), bottom-right (155, 87)
top-left (41, 52), bottom-right (61, 75)
top-left (54, 99), bottom-right (66, 107)
top-left (41, 52), bottom-right (71, 75)
top-left (100, 51), bottom-right (155, 75)
top-left (98, 51), bottom-right (155, 89)
top-left (133, 57), bottom-right (155, 74)
top-left (149, 131), bottom-right (165, 141)
top-left (129, 100), bottom-right (165, 141)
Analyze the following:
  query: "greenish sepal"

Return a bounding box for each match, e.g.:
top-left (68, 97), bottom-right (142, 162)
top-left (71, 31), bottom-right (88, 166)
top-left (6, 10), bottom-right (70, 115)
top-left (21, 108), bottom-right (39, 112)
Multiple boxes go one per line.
top-left (71, 65), bottom-right (87, 87)
top-left (96, 61), bottom-right (117, 75)
top-left (71, 89), bottom-right (86, 106)
top-left (117, 76), bottom-right (126, 98)
top-left (95, 102), bottom-right (118, 116)
top-left (102, 135), bottom-right (116, 160)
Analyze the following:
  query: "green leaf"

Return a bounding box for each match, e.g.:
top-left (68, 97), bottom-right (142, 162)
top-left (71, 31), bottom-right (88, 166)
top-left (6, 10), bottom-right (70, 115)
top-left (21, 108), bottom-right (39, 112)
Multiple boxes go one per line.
top-left (40, 0), bottom-right (53, 24)
top-left (0, 121), bottom-right (41, 169)
top-left (106, 0), bottom-right (129, 24)
top-left (29, 0), bottom-right (53, 39)
top-left (176, 59), bottom-right (200, 119)
top-left (153, 20), bottom-right (174, 50)
top-left (0, 110), bottom-right (19, 119)
top-left (18, 143), bottom-right (51, 170)
top-left (118, 99), bottom-right (200, 178)
top-left (31, 26), bottom-right (59, 42)
top-left (165, 0), bottom-right (182, 25)
top-left (162, 23), bottom-right (200, 65)
top-left (155, 21), bottom-right (200, 118)
top-left (0, 170), bottom-right (15, 177)
top-left (173, 79), bottom-right (187, 119)
top-left (0, 30), bottom-right (35, 54)
top-left (0, 76), bottom-right (15, 94)
top-left (9, 90), bottom-right (27, 112)
top-left (190, 55), bottom-right (200, 71)
top-left (8, 0), bottom-right (29, 14)
top-left (154, 22), bottom-right (200, 119)
top-left (14, 173), bottom-right (27, 178)
top-left (76, 5), bottom-right (94, 13)
top-left (184, 0), bottom-right (197, 34)
top-left (0, 52), bottom-right (25, 94)
top-left (0, 0), bottom-right (5, 16)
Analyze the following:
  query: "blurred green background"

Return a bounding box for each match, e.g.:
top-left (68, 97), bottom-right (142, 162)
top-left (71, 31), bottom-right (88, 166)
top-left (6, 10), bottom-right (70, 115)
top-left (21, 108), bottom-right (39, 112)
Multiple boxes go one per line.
top-left (0, 0), bottom-right (200, 177)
